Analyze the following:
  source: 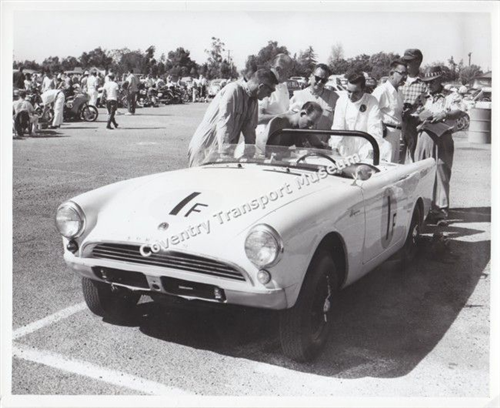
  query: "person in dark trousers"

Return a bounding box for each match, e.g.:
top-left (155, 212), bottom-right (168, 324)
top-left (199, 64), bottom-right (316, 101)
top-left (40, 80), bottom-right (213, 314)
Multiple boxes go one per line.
top-left (101, 74), bottom-right (119, 130)
top-left (400, 48), bottom-right (427, 163)
top-left (13, 66), bottom-right (26, 89)
top-left (125, 69), bottom-right (139, 115)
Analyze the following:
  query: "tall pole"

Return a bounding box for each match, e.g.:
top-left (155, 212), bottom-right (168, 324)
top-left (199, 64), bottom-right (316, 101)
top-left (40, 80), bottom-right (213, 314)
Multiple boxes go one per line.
top-left (468, 52), bottom-right (472, 66)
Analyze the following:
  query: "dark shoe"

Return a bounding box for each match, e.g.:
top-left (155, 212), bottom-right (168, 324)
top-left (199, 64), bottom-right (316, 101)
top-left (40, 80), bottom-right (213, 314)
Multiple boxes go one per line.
top-left (106, 126), bottom-right (114, 130)
top-left (114, 123), bottom-right (119, 128)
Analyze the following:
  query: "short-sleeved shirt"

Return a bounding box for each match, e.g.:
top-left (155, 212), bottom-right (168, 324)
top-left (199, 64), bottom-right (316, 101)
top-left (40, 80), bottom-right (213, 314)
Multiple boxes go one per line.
top-left (126, 74), bottom-right (139, 92)
top-left (400, 76), bottom-right (427, 106)
top-left (103, 81), bottom-right (119, 101)
top-left (372, 80), bottom-right (404, 127)
top-left (289, 87), bottom-right (339, 130)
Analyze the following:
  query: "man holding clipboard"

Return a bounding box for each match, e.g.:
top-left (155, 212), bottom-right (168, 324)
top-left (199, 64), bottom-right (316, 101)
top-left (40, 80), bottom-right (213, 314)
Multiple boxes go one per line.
top-left (414, 66), bottom-right (466, 224)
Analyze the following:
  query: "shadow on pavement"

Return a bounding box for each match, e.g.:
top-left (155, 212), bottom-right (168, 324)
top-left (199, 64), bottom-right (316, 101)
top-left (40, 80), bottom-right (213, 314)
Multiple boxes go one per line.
top-left (115, 127), bottom-right (165, 130)
top-left (127, 206), bottom-right (490, 378)
top-left (64, 127), bottom-right (99, 130)
top-left (14, 130), bottom-right (68, 139)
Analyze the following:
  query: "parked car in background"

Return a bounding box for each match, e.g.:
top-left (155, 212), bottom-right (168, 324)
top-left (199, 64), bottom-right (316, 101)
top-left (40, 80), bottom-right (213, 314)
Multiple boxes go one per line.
top-left (286, 79), bottom-right (302, 97)
top-left (208, 79), bottom-right (226, 97)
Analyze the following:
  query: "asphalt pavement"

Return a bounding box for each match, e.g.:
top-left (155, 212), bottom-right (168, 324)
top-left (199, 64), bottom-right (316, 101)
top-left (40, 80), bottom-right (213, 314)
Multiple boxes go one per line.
top-left (10, 103), bottom-right (492, 400)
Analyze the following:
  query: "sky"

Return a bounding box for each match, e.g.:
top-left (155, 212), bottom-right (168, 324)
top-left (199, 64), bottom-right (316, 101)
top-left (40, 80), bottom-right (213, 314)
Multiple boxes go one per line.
top-left (12, 8), bottom-right (493, 72)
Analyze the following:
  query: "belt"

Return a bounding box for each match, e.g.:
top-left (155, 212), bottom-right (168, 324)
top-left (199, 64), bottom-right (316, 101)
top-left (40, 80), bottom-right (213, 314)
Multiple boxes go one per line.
top-left (384, 123), bottom-right (402, 130)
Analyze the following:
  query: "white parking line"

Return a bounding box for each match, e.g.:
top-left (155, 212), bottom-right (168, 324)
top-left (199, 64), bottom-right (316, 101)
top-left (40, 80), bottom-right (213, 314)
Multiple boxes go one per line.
top-left (13, 343), bottom-right (192, 395)
top-left (13, 302), bottom-right (87, 340)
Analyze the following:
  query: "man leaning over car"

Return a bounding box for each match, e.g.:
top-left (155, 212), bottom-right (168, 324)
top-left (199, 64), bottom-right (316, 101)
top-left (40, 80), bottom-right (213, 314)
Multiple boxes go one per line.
top-left (187, 68), bottom-right (278, 167)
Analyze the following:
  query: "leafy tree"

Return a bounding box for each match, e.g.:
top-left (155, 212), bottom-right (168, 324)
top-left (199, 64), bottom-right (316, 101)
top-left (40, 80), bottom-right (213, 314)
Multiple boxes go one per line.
top-left (166, 47), bottom-right (198, 78)
top-left (204, 37), bottom-right (236, 79)
top-left (369, 51), bottom-right (400, 80)
top-left (459, 64), bottom-right (483, 86)
top-left (244, 41), bottom-right (289, 73)
top-left (119, 50), bottom-right (145, 74)
top-left (61, 56), bottom-right (79, 71)
top-left (328, 43), bottom-right (344, 63)
top-left (346, 54), bottom-right (371, 76)
top-left (295, 46), bottom-right (317, 77)
top-left (329, 58), bottom-right (350, 75)
top-left (79, 47), bottom-right (113, 70)
top-left (143, 45), bottom-right (156, 75)
top-left (41, 56), bottom-right (61, 73)
top-left (13, 60), bottom-right (41, 71)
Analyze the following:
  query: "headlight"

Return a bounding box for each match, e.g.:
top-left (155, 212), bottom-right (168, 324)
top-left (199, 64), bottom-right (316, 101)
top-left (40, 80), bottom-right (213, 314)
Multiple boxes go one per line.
top-left (55, 202), bottom-right (85, 238)
top-left (244, 224), bottom-right (283, 268)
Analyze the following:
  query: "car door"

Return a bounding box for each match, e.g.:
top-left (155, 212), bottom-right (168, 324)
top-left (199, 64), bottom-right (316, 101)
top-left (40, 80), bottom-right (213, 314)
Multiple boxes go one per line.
top-left (359, 172), bottom-right (408, 265)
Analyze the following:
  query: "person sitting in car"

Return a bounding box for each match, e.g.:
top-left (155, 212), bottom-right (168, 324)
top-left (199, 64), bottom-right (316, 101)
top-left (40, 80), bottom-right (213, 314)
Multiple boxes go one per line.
top-left (257, 101), bottom-right (325, 152)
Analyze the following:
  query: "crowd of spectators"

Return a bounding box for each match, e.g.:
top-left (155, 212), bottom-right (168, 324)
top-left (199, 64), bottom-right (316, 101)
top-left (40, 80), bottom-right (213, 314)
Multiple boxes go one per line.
top-left (188, 49), bottom-right (469, 224)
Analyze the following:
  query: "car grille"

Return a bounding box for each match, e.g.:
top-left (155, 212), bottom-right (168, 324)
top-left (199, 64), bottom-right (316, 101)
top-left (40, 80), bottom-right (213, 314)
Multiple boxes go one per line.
top-left (89, 243), bottom-right (246, 281)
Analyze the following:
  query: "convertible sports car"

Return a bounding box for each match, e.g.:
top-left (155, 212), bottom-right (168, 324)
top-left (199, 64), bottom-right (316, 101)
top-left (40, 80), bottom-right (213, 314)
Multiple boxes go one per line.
top-left (56, 130), bottom-right (436, 362)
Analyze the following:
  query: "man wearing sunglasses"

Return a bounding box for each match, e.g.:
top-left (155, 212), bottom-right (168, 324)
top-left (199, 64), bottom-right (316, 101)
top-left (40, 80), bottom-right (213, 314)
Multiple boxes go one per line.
top-left (372, 60), bottom-right (408, 163)
top-left (289, 63), bottom-right (339, 138)
top-left (188, 68), bottom-right (278, 167)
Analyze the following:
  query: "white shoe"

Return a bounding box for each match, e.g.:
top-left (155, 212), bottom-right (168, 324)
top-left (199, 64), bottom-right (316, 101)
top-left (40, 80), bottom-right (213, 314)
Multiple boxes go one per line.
top-left (125, 112), bottom-right (132, 116)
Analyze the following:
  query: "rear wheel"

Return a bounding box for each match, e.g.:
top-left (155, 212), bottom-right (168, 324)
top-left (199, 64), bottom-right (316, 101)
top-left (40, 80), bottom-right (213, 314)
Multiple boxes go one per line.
top-left (401, 205), bottom-right (422, 264)
top-left (81, 105), bottom-right (98, 122)
top-left (279, 251), bottom-right (338, 362)
top-left (81, 277), bottom-right (140, 321)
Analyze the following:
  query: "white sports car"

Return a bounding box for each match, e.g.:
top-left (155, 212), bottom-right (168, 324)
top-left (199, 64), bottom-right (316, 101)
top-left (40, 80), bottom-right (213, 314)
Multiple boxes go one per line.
top-left (56, 130), bottom-right (436, 361)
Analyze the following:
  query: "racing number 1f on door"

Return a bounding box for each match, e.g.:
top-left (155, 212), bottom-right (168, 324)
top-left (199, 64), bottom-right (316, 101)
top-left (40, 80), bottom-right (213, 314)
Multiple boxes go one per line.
top-left (361, 178), bottom-right (402, 264)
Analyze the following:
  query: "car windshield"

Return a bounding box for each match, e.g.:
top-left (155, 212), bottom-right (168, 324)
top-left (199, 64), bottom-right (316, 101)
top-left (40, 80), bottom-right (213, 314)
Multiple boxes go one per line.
top-left (200, 144), bottom-right (362, 172)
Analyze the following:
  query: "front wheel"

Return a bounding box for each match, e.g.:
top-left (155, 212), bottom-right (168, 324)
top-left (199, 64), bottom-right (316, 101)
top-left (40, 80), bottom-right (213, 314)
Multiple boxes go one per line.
top-left (82, 277), bottom-right (140, 321)
top-left (279, 251), bottom-right (338, 362)
top-left (81, 105), bottom-right (98, 122)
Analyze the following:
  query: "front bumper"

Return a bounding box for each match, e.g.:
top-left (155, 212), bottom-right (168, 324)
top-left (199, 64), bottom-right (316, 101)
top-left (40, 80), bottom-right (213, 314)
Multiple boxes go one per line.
top-left (65, 252), bottom-right (288, 310)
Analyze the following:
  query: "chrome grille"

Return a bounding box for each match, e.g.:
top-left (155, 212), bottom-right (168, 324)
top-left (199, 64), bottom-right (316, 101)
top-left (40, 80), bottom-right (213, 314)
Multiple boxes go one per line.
top-left (90, 243), bottom-right (246, 281)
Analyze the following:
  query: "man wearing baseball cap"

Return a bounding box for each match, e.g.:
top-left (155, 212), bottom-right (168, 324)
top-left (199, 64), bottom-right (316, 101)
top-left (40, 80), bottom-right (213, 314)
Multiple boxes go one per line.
top-left (400, 48), bottom-right (426, 163)
top-left (414, 66), bottom-right (465, 224)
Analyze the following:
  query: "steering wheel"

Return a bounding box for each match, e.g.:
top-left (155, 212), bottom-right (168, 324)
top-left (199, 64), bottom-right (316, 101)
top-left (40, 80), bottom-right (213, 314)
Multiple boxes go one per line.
top-left (296, 152), bottom-right (337, 166)
top-left (347, 162), bottom-right (381, 173)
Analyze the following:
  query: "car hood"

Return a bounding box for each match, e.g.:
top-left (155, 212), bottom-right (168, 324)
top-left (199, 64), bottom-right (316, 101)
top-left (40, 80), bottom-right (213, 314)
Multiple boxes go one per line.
top-left (84, 165), bottom-right (334, 245)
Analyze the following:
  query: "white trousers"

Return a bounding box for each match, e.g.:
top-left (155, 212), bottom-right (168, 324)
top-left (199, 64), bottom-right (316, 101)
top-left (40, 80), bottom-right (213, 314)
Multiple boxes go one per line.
top-left (385, 128), bottom-right (401, 163)
top-left (88, 88), bottom-right (98, 106)
top-left (52, 93), bottom-right (65, 126)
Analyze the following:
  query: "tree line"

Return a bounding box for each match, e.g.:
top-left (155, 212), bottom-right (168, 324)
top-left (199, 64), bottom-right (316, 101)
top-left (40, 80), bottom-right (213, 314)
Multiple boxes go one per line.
top-left (14, 40), bottom-right (485, 85)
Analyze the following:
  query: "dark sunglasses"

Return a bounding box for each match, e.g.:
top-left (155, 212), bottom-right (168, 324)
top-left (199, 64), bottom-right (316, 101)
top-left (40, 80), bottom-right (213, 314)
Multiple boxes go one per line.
top-left (314, 75), bottom-right (328, 84)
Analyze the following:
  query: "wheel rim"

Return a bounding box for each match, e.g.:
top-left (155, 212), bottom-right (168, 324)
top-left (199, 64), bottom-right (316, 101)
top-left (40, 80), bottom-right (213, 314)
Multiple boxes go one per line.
top-left (310, 274), bottom-right (331, 341)
top-left (83, 107), bottom-right (97, 121)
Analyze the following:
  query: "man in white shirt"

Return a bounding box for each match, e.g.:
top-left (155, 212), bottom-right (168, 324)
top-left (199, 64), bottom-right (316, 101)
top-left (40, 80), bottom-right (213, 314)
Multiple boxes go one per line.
top-left (256, 53), bottom-right (294, 139)
top-left (41, 88), bottom-right (65, 128)
top-left (331, 72), bottom-right (391, 162)
top-left (41, 71), bottom-right (55, 93)
top-left (289, 63), bottom-right (339, 142)
top-left (87, 71), bottom-right (98, 107)
top-left (372, 60), bottom-right (408, 162)
top-left (101, 73), bottom-right (119, 130)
